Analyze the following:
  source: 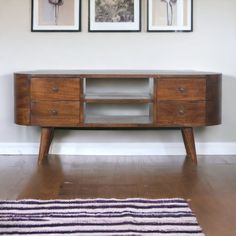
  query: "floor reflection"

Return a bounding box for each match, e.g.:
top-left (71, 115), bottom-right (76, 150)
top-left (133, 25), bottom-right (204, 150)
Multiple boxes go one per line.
top-left (15, 155), bottom-right (203, 200)
top-left (17, 156), bottom-right (64, 199)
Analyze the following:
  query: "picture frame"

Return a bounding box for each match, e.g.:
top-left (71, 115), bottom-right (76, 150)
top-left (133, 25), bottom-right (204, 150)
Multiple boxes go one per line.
top-left (147, 0), bottom-right (193, 32)
top-left (89, 0), bottom-right (141, 32)
top-left (31, 0), bottom-right (81, 32)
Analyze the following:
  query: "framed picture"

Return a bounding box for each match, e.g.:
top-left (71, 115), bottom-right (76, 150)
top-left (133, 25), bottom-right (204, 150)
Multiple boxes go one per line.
top-left (89, 0), bottom-right (141, 32)
top-left (31, 0), bottom-right (81, 32)
top-left (147, 0), bottom-right (193, 32)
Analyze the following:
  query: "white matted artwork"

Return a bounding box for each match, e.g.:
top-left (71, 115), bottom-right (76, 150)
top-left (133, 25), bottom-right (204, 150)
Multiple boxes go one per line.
top-left (89, 0), bottom-right (141, 32)
top-left (31, 0), bottom-right (81, 32)
top-left (147, 0), bottom-right (192, 32)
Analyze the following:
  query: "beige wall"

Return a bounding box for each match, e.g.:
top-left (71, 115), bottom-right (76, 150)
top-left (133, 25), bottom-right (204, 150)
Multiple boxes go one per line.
top-left (0, 0), bottom-right (236, 152)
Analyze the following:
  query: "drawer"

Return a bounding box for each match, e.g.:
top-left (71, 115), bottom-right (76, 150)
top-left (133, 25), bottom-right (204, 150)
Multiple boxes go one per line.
top-left (31, 101), bottom-right (80, 127)
top-left (31, 78), bottom-right (81, 101)
top-left (157, 78), bottom-right (206, 100)
top-left (156, 101), bottom-right (206, 126)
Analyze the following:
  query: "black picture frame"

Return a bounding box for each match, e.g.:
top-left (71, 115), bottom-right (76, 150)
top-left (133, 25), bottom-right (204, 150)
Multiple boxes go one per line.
top-left (147, 0), bottom-right (193, 32)
top-left (31, 0), bottom-right (81, 32)
top-left (89, 0), bottom-right (141, 32)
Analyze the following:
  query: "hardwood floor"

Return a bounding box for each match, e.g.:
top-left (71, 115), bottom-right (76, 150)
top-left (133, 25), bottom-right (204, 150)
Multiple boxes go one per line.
top-left (0, 155), bottom-right (236, 235)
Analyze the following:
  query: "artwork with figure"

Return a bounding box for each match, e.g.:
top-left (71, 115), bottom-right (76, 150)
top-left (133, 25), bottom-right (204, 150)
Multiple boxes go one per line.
top-left (148, 0), bottom-right (192, 31)
top-left (161, 0), bottom-right (177, 26)
top-left (38, 0), bottom-right (75, 26)
top-left (48, 0), bottom-right (64, 25)
top-left (32, 0), bottom-right (80, 31)
top-left (95, 0), bottom-right (135, 22)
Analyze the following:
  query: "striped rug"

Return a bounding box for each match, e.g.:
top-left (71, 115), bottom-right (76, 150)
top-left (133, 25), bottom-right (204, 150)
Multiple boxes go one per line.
top-left (0, 198), bottom-right (204, 235)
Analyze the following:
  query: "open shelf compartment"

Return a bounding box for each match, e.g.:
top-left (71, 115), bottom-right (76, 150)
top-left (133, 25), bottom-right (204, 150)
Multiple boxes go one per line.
top-left (84, 77), bottom-right (154, 101)
top-left (83, 77), bottom-right (154, 124)
top-left (84, 103), bottom-right (153, 124)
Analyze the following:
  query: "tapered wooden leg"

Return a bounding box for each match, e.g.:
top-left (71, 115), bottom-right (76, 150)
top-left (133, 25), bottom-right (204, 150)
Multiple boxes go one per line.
top-left (38, 128), bottom-right (54, 164)
top-left (181, 127), bottom-right (197, 164)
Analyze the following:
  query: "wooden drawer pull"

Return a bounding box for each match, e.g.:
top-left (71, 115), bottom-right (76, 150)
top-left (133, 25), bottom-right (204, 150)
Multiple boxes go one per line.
top-left (50, 110), bottom-right (58, 116)
top-left (52, 86), bottom-right (59, 92)
top-left (178, 87), bottom-right (186, 93)
top-left (178, 108), bottom-right (185, 115)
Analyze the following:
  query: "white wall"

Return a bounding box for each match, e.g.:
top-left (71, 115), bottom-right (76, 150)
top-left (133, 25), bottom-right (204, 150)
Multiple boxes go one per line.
top-left (0, 0), bottom-right (236, 155)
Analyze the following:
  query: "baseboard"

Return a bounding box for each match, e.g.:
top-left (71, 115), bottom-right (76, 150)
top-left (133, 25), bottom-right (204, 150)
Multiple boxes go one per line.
top-left (0, 142), bottom-right (236, 155)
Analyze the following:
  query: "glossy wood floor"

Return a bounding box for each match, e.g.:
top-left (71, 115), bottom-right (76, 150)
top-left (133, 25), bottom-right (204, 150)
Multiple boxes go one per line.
top-left (0, 155), bottom-right (236, 236)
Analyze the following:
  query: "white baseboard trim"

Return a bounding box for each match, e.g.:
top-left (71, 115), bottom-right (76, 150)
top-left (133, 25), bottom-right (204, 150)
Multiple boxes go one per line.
top-left (0, 142), bottom-right (236, 155)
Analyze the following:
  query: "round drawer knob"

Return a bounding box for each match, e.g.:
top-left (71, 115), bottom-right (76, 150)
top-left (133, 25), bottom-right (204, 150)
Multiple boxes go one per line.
top-left (178, 109), bottom-right (185, 115)
top-left (52, 86), bottom-right (59, 92)
top-left (50, 110), bottom-right (58, 116)
top-left (178, 87), bottom-right (186, 93)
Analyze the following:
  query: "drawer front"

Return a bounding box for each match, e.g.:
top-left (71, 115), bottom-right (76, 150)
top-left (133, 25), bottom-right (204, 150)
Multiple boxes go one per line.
top-left (31, 101), bottom-right (80, 127)
top-left (31, 78), bottom-right (81, 101)
top-left (157, 78), bottom-right (206, 100)
top-left (157, 101), bottom-right (206, 126)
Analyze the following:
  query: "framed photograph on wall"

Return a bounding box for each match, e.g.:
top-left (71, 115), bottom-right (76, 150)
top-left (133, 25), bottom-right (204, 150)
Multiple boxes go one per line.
top-left (147, 0), bottom-right (193, 32)
top-left (89, 0), bottom-right (141, 32)
top-left (31, 0), bottom-right (81, 32)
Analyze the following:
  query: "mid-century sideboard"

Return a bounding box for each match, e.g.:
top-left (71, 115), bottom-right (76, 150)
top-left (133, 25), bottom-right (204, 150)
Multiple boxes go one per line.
top-left (14, 70), bottom-right (222, 164)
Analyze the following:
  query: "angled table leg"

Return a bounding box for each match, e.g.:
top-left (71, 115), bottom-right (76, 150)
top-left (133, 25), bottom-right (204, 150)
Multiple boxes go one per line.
top-left (181, 127), bottom-right (197, 164)
top-left (38, 127), bottom-right (54, 164)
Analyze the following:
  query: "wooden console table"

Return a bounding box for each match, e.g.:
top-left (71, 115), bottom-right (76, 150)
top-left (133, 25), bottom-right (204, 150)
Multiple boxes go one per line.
top-left (14, 70), bottom-right (222, 164)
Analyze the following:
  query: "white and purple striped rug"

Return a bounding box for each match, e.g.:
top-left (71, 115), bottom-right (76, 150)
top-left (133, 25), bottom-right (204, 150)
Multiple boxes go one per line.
top-left (0, 198), bottom-right (204, 235)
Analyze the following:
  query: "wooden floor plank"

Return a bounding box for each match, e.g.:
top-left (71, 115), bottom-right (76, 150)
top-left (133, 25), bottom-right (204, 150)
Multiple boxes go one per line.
top-left (0, 155), bottom-right (235, 236)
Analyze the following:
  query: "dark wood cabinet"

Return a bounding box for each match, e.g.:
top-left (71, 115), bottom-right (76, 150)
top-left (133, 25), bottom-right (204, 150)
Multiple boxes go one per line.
top-left (14, 70), bottom-right (222, 164)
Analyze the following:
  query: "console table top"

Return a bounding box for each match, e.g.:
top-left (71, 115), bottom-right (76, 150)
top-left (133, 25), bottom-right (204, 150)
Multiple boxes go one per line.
top-left (15, 70), bottom-right (221, 77)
